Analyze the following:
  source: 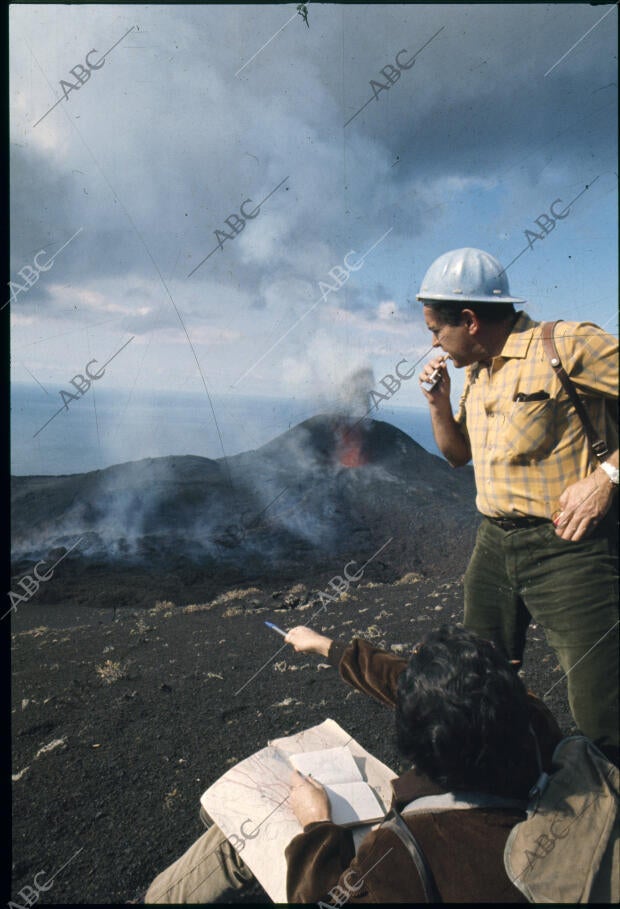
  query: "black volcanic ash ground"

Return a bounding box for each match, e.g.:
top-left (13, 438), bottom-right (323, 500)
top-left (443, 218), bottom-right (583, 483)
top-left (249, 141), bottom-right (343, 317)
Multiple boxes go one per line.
top-left (9, 417), bottom-right (575, 904)
top-left (10, 578), bottom-right (573, 905)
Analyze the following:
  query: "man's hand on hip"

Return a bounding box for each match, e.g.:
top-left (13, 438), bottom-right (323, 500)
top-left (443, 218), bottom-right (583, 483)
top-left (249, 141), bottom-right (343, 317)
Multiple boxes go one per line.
top-left (554, 471), bottom-right (615, 541)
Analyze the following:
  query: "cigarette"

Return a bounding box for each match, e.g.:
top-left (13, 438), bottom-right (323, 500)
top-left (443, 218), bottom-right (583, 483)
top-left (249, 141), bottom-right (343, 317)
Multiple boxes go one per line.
top-left (264, 621), bottom-right (287, 637)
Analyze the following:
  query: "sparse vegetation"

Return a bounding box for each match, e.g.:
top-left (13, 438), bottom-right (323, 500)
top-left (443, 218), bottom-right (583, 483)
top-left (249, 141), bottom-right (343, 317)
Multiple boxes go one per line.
top-left (163, 787), bottom-right (179, 810)
top-left (396, 572), bottom-right (424, 585)
top-left (130, 618), bottom-right (152, 635)
top-left (212, 587), bottom-right (261, 605)
top-left (182, 602), bottom-right (215, 614)
top-left (151, 600), bottom-right (175, 613)
top-left (95, 659), bottom-right (130, 684)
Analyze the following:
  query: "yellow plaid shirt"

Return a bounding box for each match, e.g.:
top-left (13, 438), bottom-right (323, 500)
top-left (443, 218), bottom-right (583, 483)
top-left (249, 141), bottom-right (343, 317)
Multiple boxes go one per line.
top-left (455, 313), bottom-right (619, 518)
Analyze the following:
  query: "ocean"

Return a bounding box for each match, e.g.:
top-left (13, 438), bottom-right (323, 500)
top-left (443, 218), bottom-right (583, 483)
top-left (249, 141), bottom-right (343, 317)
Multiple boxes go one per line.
top-left (11, 384), bottom-right (442, 476)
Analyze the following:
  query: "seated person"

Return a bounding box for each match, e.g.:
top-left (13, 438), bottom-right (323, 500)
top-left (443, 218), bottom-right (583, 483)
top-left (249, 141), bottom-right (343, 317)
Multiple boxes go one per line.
top-left (144, 625), bottom-right (562, 903)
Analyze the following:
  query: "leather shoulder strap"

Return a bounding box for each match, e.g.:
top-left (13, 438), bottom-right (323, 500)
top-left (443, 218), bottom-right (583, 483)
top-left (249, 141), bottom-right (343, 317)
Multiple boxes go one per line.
top-left (541, 321), bottom-right (609, 462)
top-left (383, 808), bottom-right (440, 903)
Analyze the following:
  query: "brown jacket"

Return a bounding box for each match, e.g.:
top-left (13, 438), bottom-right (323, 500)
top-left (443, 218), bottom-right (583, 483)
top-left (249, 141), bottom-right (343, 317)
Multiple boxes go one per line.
top-left (285, 638), bottom-right (563, 903)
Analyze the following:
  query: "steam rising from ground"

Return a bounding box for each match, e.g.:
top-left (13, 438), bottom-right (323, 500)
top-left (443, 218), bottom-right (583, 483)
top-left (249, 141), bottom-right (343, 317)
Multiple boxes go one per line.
top-left (11, 410), bottom-right (480, 600)
top-left (10, 373), bottom-right (452, 571)
top-left (11, 411), bottom-right (396, 567)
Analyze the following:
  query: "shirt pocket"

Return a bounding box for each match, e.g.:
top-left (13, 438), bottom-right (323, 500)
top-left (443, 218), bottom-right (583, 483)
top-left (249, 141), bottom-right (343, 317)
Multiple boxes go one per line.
top-left (502, 398), bottom-right (558, 463)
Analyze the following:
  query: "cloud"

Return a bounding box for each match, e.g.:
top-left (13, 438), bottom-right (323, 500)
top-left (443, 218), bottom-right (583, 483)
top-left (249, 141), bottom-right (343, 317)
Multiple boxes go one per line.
top-left (377, 300), bottom-right (414, 323)
top-left (9, 2), bottom-right (617, 408)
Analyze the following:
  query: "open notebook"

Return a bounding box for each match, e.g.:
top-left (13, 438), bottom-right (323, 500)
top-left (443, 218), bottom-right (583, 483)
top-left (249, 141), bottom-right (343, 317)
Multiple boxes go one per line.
top-left (287, 746), bottom-right (385, 826)
top-left (200, 719), bottom-right (396, 902)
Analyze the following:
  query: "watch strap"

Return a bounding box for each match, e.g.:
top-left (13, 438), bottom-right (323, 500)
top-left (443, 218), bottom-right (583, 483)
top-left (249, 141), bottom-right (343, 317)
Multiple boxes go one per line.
top-left (600, 461), bottom-right (620, 485)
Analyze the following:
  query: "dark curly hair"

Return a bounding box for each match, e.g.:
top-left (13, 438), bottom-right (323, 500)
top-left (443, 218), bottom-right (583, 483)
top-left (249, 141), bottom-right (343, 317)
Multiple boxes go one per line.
top-left (395, 626), bottom-right (535, 796)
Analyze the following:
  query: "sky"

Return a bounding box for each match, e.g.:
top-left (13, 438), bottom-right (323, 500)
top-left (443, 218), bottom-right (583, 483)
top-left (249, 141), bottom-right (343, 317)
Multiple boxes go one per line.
top-left (9, 2), bottom-right (618, 469)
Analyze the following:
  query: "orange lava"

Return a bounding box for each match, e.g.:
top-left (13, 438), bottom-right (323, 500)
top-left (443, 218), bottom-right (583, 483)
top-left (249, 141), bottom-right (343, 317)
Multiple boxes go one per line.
top-left (336, 426), bottom-right (369, 468)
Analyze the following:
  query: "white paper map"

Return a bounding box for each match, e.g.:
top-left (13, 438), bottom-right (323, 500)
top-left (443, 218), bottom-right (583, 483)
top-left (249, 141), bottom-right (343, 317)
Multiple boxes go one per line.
top-left (201, 719), bottom-right (397, 902)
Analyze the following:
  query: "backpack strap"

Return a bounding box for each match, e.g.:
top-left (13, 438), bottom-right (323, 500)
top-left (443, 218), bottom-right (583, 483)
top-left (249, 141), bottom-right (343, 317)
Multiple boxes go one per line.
top-left (382, 807), bottom-right (440, 903)
top-left (541, 320), bottom-right (609, 462)
top-left (384, 793), bottom-right (529, 902)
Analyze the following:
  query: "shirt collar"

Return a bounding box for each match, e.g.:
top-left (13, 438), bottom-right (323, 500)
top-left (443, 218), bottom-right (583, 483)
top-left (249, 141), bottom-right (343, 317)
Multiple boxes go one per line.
top-left (390, 767), bottom-right (447, 809)
top-left (496, 311), bottom-right (538, 360)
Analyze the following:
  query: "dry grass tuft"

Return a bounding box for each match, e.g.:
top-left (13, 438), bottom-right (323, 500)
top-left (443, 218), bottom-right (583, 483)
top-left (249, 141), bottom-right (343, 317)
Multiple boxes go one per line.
top-left (183, 587), bottom-right (262, 615)
top-left (211, 587), bottom-right (262, 606)
top-left (395, 572), bottom-right (424, 585)
top-left (182, 603), bottom-right (215, 614)
top-left (163, 787), bottom-right (179, 810)
top-left (130, 618), bottom-right (152, 635)
top-left (151, 600), bottom-right (175, 613)
top-left (96, 659), bottom-right (130, 684)
top-left (16, 626), bottom-right (50, 637)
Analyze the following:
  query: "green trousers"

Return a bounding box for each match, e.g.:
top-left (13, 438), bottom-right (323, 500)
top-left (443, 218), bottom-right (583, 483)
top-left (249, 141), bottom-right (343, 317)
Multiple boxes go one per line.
top-left (145, 823), bottom-right (254, 903)
top-left (464, 517), bottom-right (619, 760)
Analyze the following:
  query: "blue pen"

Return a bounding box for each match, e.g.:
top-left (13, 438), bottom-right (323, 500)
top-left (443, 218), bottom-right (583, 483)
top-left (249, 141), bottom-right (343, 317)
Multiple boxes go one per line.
top-left (264, 621), bottom-right (287, 638)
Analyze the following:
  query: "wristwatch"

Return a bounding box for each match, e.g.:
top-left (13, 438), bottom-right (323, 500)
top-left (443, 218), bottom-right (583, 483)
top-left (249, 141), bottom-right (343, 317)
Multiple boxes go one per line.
top-left (599, 461), bottom-right (620, 485)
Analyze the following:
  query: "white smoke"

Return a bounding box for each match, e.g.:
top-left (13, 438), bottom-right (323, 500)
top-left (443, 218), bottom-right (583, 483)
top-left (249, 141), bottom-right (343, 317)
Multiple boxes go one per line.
top-left (335, 367), bottom-right (374, 418)
top-left (280, 329), bottom-right (375, 411)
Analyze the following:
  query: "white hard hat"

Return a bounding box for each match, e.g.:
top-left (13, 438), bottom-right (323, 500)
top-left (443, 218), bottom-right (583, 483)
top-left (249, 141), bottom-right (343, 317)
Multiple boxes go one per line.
top-left (416, 248), bottom-right (525, 304)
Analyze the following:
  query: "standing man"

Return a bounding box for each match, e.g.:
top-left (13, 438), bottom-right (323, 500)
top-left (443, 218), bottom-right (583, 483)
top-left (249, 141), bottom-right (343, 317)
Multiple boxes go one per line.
top-left (417, 247), bottom-right (618, 764)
